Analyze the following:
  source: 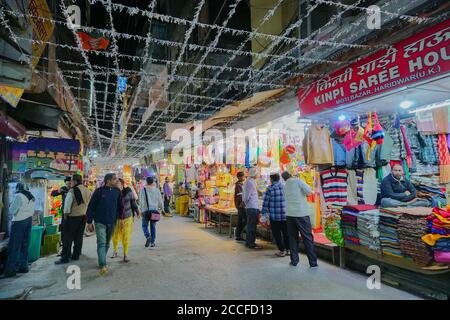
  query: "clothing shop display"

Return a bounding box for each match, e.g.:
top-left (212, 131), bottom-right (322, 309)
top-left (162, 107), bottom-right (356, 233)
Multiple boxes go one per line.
top-left (438, 134), bottom-right (450, 184)
top-left (397, 208), bottom-right (434, 266)
top-left (332, 139), bottom-right (347, 167)
top-left (422, 208), bottom-right (450, 264)
top-left (379, 208), bottom-right (403, 258)
top-left (303, 125), bottom-right (334, 165)
top-left (356, 208), bottom-right (380, 251)
top-left (320, 168), bottom-right (348, 206)
top-left (362, 168), bottom-right (378, 205)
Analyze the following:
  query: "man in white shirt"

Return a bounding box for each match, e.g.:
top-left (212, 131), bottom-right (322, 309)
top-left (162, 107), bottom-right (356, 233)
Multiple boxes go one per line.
top-left (281, 171), bottom-right (318, 268)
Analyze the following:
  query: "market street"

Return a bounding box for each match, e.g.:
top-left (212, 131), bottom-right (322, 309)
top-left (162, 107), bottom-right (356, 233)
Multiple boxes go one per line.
top-left (0, 215), bottom-right (420, 300)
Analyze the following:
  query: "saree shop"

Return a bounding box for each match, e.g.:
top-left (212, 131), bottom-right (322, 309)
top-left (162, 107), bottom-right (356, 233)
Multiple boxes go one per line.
top-left (296, 19), bottom-right (450, 299)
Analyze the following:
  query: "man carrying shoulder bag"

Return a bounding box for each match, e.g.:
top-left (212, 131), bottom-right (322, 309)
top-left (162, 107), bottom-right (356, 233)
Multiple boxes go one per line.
top-left (56, 174), bottom-right (92, 264)
top-left (139, 177), bottom-right (164, 248)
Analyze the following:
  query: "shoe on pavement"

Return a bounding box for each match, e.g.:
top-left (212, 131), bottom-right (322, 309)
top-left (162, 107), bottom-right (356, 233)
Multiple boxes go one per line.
top-left (145, 237), bottom-right (151, 248)
top-left (99, 266), bottom-right (108, 276)
top-left (71, 256), bottom-right (80, 261)
top-left (310, 264), bottom-right (319, 268)
top-left (17, 267), bottom-right (29, 274)
top-left (0, 272), bottom-right (16, 279)
top-left (123, 256), bottom-right (130, 263)
top-left (150, 243), bottom-right (156, 248)
top-left (275, 251), bottom-right (285, 257)
top-left (111, 252), bottom-right (118, 259)
top-left (54, 259), bottom-right (69, 265)
top-left (289, 261), bottom-right (298, 267)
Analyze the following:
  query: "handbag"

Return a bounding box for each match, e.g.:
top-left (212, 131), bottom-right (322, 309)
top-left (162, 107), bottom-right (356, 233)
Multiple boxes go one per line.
top-left (143, 188), bottom-right (161, 222)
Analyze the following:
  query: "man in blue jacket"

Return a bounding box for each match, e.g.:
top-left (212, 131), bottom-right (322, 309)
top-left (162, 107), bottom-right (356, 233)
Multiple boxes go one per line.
top-left (380, 164), bottom-right (430, 208)
top-left (86, 173), bottom-right (123, 275)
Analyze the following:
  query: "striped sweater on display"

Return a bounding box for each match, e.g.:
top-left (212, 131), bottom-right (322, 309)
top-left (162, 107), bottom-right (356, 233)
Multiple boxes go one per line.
top-left (320, 168), bottom-right (348, 206)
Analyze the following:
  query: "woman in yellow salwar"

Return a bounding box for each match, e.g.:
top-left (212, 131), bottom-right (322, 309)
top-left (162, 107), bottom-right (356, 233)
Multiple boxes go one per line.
top-left (111, 178), bottom-right (140, 262)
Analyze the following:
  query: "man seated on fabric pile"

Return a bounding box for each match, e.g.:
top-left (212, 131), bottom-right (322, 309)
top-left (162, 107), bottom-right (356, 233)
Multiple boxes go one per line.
top-left (380, 164), bottom-right (431, 208)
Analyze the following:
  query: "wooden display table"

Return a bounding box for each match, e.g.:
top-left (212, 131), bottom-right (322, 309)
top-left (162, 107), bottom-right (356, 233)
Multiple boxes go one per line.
top-left (205, 205), bottom-right (238, 238)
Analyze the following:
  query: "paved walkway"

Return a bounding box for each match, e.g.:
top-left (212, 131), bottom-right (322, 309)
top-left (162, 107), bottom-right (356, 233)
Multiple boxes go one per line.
top-left (0, 215), bottom-right (420, 300)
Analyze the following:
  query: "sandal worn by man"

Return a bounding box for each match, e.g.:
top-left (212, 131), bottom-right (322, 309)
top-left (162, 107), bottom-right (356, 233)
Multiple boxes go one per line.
top-left (111, 252), bottom-right (118, 259)
top-left (275, 251), bottom-right (285, 257)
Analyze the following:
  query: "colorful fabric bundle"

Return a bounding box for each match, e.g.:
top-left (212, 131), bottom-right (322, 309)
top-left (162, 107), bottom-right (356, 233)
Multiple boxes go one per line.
top-left (422, 208), bottom-right (450, 264)
top-left (396, 207), bottom-right (434, 266)
top-left (320, 168), bottom-right (348, 206)
top-left (379, 208), bottom-right (403, 258)
top-left (438, 134), bottom-right (450, 184)
top-left (324, 207), bottom-right (344, 247)
top-left (340, 205), bottom-right (377, 247)
top-left (356, 209), bottom-right (380, 251)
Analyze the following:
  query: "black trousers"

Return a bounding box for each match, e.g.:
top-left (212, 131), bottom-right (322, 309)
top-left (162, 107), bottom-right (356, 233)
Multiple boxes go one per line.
top-left (286, 216), bottom-right (317, 266)
top-left (270, 220), bottom-right (289, 252)
top-left (61, 216), bottom-right (86, 261)
top-left (245, 209), bottom-right (258, 248)
top-left (235, 207), bottom-right (247, 240)
top-left (164, 196), bottom-right (171, 213)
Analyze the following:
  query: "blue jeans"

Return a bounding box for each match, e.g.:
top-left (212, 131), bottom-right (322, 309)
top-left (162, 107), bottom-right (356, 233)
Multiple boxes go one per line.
top-left (142, 215), bottom-right (157, 244)
top-left (380, 198), bottom-right (431, 208)
top-left (95, 223), bottom-right (115, 268)
top-left (4, 217), bottom-right (32, 275)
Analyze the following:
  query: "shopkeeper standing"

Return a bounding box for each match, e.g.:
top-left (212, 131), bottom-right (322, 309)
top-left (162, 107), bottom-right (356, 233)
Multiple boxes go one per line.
top-left (281, 171), bottom-right (318, 268)
top-left (234, 171), bottom-right (246, 241)
top-left (243, 168), bottom-right (260, 249)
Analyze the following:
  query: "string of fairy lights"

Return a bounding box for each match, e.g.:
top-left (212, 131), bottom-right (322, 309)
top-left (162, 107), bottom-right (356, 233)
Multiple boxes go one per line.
top-left (0, 0), bottom-right (440, 163)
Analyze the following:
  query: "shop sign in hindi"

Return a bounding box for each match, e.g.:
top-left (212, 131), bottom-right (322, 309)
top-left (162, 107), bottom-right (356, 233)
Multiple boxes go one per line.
top-left (297, 20), bottom-right (450, 116)
top-left (0, 0), bottom-right (54, 107)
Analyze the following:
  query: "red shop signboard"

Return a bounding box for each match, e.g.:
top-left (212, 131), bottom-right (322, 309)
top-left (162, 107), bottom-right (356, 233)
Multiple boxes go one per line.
top-left (297, 20), bottom-right (450, 116)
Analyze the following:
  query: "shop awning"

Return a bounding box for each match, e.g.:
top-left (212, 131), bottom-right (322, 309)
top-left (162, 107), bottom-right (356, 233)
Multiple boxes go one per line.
top-left (7, 92), bottom-right (63, 131)
top-left (201, 88), bottom-right (287, 131)
top-left (0, 110), bottom-right (26, 138)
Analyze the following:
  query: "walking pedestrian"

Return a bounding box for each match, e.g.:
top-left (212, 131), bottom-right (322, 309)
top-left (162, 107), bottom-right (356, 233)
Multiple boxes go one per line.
top-left (162, 177), bottom-right (173, 217)
top-left (234, 171), bottom-right (246, 241)
top-left (1, 183), bottom-right (35, 278)
top-left (281, 171), bottom-right (318, 268)
top-left (243, 167), bottom-right (260, 249)
top-left (111, 178), bottom-right (140, 262)
top-left (262, 173), bottom-right (289, 257)
top-left (55, 174), bottom-right (91, 264)
top-left (86, 173), bottom-right (123, 275)
top-left (140, 177), bottom-right (164, 248)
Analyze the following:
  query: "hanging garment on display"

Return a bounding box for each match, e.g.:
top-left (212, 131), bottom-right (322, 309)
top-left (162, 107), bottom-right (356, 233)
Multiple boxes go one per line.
top-left (438, 134), bottom-right (450, 184)
top-left (418, 134), bottom-right (439, 165)
top-left (432, 106), bottom-right (449, 134)
top-left (356, 169), bottom-right (365, 205)
top-left (320, 168), bottom-right (348, 206)
top-left (416, 109), bottom-right (436, 132)
top-left (347, 170), bottom-right (359, 205)
top-left (332, 139), bottom-right (347, 167)
top-left (375, 132), bottom-right (393, 167)
top-left (362, 168), bottom-right (378, 205)
top-left (346, 142), bottom-right (378, 169)
top-left (386, 125), bottom-right (407, 161)
top-left (371, 112), bottom-right (385, 144)
top-left (303, 125), bottom-right (334, 165)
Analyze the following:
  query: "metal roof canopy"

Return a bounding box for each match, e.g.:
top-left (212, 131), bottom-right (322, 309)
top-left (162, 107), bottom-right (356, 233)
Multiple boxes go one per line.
top-left (304, 73), bottom-right (450, 120)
